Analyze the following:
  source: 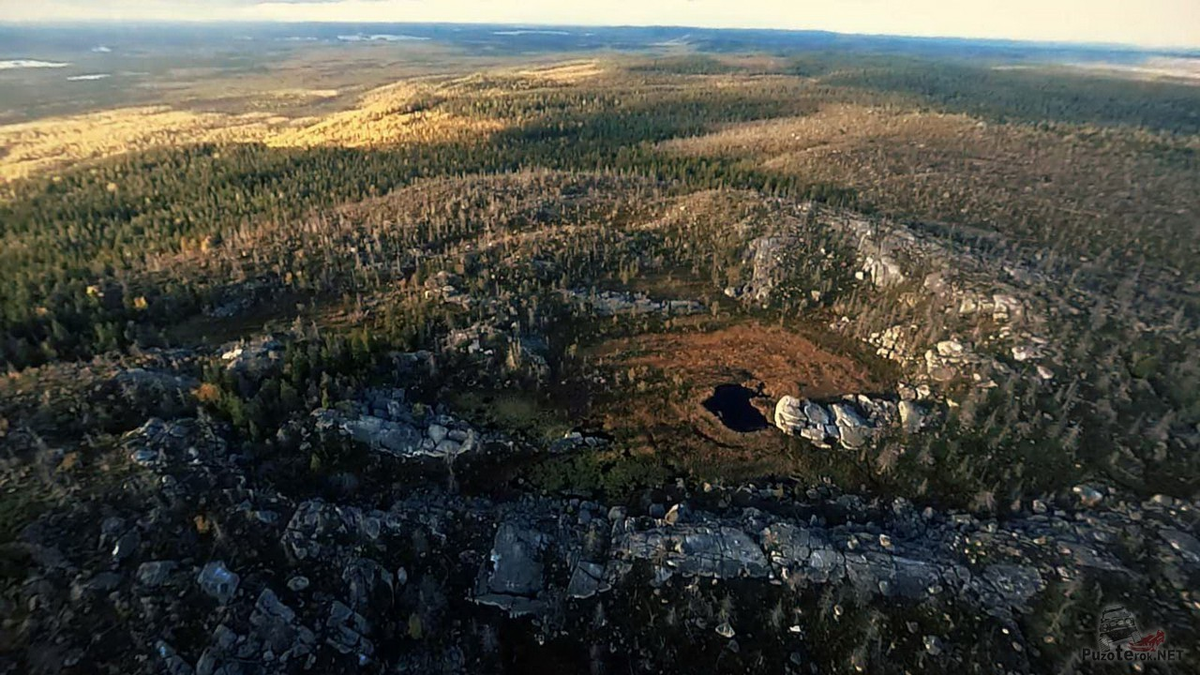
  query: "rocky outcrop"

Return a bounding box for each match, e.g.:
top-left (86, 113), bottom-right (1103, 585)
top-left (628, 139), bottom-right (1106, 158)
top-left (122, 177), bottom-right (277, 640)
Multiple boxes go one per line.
top-left (113, 368), bottom-right (199, 411)
top-left (311, 388), bottom-right (484, 460)
top-left (613, 524), bottom-right (770, 580)
top-left (123, 417), bottom-right (228, 473)
top-left (774, 395), bottom-right (920, 449)
top-left (858, 253), bottom-right (905, 288)
top-left (923, 338), bottom-right (1002, 385)
top-left (282, 500), bottom-right (393, 565)
top-left (219, 336), bottom-right (286, 378)
top-left (807, 208), bottom-right (1065, 394)
top-left (708, 202), bottom-right (1064, 401)
top-left (563, 289), bottom-right (705, 317)
top-left (424, 271), bottom-right (475, 309)
top-left (725, 234), bottom-right (797, 303)
top-left (473, 523), bottom-right (550, 617)
top-left (17, 411), bottom-right (1200, 675)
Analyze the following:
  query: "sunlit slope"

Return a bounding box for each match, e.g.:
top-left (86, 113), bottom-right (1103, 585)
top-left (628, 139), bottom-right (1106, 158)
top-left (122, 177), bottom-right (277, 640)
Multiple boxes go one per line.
top-left (660, 102), bottom-right (1200, 270)
top-left (0, 107), bottom-right (290, 181)
top-left (0, 62), bottom-right (611, 181)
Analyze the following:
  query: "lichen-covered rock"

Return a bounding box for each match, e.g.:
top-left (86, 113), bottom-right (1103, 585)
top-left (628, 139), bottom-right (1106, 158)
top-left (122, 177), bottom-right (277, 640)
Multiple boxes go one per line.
top-left (474, 522), bottom-right (549, 616)
top-left (774, 395), bottom-right (904, 448)
top-left (613, 524), bottom-right (770, 580)
top-left (219, 336), bottom-right (285, 378)
top-left (342, 415), bottom-right (424, 455)
top-left (897, 400), bottom-right (925, 433)
top-left (281, 500), bottom-right (390, 565)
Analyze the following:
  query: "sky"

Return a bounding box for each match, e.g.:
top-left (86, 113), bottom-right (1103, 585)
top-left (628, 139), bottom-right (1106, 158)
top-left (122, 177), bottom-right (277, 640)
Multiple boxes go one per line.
top-left (2, 0), bottom-right (1198, 49)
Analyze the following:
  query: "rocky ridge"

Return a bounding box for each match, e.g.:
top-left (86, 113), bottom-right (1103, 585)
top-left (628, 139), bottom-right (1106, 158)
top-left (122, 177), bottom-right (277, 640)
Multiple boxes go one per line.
top-left (7, 409), bottom-right (1197, 674)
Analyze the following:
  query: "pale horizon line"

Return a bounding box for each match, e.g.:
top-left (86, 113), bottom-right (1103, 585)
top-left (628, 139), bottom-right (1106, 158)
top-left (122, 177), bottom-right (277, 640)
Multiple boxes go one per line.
top-left (1, 18), bottom-right (1197, 53)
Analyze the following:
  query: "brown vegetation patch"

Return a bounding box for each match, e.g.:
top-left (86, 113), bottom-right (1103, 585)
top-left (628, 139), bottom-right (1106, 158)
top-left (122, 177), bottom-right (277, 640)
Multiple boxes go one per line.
top-left (578, 320), bottom-right (892, 485)
top-left (602, 320), bottom-right (886, 400)
top-left (594, 320), bottom-right (890, 446)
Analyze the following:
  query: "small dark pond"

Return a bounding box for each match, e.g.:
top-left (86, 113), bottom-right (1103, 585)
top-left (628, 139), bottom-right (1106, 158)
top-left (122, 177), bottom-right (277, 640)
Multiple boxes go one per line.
top-left (702, 384), bottom-right (768, 433)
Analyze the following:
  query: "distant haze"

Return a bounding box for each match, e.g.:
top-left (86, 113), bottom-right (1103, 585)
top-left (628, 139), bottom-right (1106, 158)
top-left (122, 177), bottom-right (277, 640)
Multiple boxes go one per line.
top-left (2, 0), bottom-right (1198, 49)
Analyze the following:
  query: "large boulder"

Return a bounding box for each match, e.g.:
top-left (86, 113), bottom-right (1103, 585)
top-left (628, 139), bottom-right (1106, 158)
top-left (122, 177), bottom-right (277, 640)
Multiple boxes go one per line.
top-left (341, 416), bottom-right (424, 456)
top-left (775, 395), bottom-right (904, 449)
top-left (197, 561), bottom-right (240, 604)
top-left (220, 336), bottom-right (286, 379)
top-left (613, 524), bottom-right (770, 580)
top-left (474, 522), bottom-right (549, 617)
top-left (830, 403), bottom-right (871, 449)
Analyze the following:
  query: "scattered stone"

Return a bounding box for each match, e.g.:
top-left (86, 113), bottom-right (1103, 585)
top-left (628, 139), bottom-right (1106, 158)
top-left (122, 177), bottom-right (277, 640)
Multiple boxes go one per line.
top-left (427, 424), bottom-right (449, 444)
top-left (136, 561), bottom-right (177, 588)
top-left (567, 561), bottom-right (608, 599)
top-left (1072, 484), bottom-right (1105, 508)
top-left (110, 529), bottom-right (140, 563)
top-left (343, 558), bottom-right (394, 613)
top-left (75, 571), bottom-right (123, 597)
top-left (563, 289), bottom-right (704, 317)
top-left (1160, 529), bottom-right (1200, 565)
top-left (898, 400), bottom-right (925, 433)
top-left (326, 601), bottom-right (374, 660)
top-left (936, 340), bottom-right (964, 358)
top-left (156, 641), bottom-right (194, 675)
top-left (197, 561), bottom-right (240, 604)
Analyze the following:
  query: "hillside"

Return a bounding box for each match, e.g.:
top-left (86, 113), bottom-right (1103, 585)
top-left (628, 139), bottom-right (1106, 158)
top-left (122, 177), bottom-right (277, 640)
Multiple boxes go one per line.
top-left (1, 42), bottom-right (1199, 675)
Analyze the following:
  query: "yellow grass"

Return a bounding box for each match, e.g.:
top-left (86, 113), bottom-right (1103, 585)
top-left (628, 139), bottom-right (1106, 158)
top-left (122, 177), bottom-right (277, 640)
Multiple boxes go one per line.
top-left (0, 69), bottom-right (537, 180)
top-left (0, 107), bottom-right (290, 181)
top-left (264, 81), bottom-right (505, 149)
top-left (515, 60), bottom-right (606, 84)
top-left (660, 103), bottom-right (979, 158)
